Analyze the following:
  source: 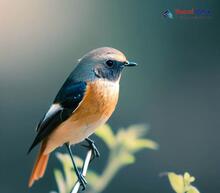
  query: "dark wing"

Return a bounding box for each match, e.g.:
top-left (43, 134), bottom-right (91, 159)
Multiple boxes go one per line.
top-left (28, 81), bottom-right (87, 153)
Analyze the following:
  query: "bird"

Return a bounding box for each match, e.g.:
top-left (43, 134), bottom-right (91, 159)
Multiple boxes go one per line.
top-left (28, 47), bottom-right (137, 190)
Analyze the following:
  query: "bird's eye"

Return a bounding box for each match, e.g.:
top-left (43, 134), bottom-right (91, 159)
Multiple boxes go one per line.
top-left (106, 60), bottom-right (114, 67)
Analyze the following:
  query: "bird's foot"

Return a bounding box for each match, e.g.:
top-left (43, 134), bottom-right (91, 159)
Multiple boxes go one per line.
top-left (90, 141), bottom-right (100, 158)
top-left (82, 138), bottom-right (100, 161)
top-left (77, 173), bottom-right (87, 191)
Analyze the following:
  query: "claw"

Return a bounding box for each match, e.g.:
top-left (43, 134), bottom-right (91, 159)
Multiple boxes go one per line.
top-left (78, 173), bottom-right (87, 191)
top-left (90, 142), bottom-right (100, 158)
top-left (83, 138), bottom-right (100, 162)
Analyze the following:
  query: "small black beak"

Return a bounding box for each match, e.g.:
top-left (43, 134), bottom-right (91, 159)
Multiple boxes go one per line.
top-left (124, 60), bottom-right (138, 67)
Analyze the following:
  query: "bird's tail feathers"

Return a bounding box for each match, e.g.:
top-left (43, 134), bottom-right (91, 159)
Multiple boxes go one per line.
top-left (28, 141), bottom-right (49, 187)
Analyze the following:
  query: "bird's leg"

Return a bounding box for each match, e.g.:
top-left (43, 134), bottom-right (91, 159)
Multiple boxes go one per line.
top-left (65, 143), bottom-right (87, 191)
top-left (82, 138), bottom-right (100, 162)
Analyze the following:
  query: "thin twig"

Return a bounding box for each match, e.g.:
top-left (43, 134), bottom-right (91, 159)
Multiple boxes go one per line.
top-left (71, 150), bottom-right (92, 193)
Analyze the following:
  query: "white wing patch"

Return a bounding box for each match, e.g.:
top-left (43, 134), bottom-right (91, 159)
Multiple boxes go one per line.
top-left (36, 103), bottom-right (62, 132)
top-left (44, 104), bottom-right (62, 121)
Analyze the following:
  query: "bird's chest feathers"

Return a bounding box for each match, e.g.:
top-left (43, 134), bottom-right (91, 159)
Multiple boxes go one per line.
top-left (69, 79), bottom-right (119, 128)
top-left (88, 79), bottom-right (119, 115)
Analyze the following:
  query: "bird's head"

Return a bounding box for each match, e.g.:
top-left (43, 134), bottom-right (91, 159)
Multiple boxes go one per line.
top-left (73, 47), bottom-right (137, 82)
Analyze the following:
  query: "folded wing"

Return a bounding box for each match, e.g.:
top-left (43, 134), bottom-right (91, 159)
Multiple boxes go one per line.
top-left (28, 81), bottom-right (87, 153)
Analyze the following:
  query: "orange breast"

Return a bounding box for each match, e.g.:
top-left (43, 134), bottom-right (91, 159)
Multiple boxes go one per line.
top-left (71, 79), bottom-right (119, 124)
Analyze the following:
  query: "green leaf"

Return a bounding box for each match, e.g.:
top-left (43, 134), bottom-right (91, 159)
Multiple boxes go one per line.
top-left (184, 172), bottom-right (195, 186)
top-left (115, 124), bottom-right (158, 153)
top-left (125, 139), bottom-right (159, 152)
top-left (187, 186), bottom-right (200, 193)
top-left (95, 124), bottom-right (115, 148)
top-left (135, 139), bottom-right (159, 150)
top-left (54, 169), bottom-right (66, 193)
top-left (126, 124), bottom-right (149, 138)
top-left (168, 172), bottom-right (185, 193)
top-left (119, 152), bottom-right (136, 165)
top-left (86, 171), bottom-right (99, 185)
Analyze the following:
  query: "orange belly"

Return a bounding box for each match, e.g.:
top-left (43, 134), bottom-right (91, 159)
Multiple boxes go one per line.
top-left (44, 79), bottom-right (119, 154)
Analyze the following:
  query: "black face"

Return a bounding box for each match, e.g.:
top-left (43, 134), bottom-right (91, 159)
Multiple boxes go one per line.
top-left (94, 59), bottom-right (125, 81)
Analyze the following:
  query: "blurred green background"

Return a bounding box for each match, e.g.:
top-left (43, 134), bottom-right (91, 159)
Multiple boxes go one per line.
top-left (0, 0), bottom-right (219, 193)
